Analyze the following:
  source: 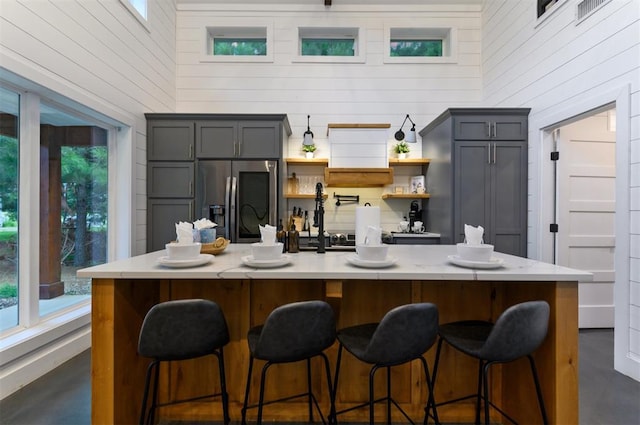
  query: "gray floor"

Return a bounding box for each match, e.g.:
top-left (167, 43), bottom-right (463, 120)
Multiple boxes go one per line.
top-left (0, 329), bottom-right (638, 424)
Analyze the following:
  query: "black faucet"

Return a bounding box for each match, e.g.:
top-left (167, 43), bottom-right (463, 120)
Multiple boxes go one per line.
top-left (314, 182), bottom-right (325, 254)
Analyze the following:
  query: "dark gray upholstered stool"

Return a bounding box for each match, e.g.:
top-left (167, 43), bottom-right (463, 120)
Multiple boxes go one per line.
top-left (137, 299), bottom-right (230, 425)
top-left (432, 300), bottom-right (550, 425)
top-left (241, 300), bottom-right (336, 425)
top-left (332, 303), bottom-right (440, 425)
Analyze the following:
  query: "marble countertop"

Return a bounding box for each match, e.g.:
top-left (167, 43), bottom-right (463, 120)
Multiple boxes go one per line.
top-left (391, 232), bottom-right (440, 238)
top-left (77, 245), bottom-right (592, 282)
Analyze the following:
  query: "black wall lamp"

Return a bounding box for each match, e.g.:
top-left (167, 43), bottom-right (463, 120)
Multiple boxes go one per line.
top-left (394, 114), bottom-right (417, 143)
top-left (303, 115), bottom-right (314, 146)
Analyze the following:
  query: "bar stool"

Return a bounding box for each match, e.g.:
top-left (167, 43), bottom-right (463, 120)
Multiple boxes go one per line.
top-left (137, 299), bottom-right (230, 425)
top-left (241, 300), bottom-right (336, 425)
top-left (432, 300), bottom-right (550, 425)
top-left (332, 303), bottom-right (440, 425)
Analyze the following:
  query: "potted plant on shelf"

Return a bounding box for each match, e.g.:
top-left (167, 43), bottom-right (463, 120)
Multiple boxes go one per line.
top-left (394, 141), bottom-right (410, 159)
top-left (302, 143), bottom-right (317, 159)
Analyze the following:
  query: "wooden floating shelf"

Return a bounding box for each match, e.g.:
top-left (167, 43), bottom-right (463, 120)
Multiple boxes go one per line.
top-left (381, 193), bottom-right (431, 199)
top-left (326, 123), bottom-right (391, 136)
top-left (285, 158), bottom-right (329, 164)
top-left (388, 158), bottom-right (430, 165)
top-left (324, 167), bottom-right (394, 187)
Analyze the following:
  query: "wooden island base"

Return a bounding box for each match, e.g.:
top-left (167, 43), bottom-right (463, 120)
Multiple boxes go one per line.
top-left (92, 278), bottom-right (577, 424)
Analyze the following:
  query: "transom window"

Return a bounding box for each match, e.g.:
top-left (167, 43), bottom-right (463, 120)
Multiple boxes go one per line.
top-left (203, 25), bottom-right (273, 62)
top-left (390, 39), bottom-right (443, 57)
top-left (384, 26), bottom-right (456, 64)
top-left (295, 27), bottom-right (365, 63)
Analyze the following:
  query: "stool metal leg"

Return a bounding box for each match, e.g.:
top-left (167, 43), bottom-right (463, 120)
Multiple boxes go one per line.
top-left (139, 361), bottom-right (157, 425)
top-left (528, 355), bottom-right (549, 425)
top-left (482, 362), bottom-right (492, 425)
top-left (215, 348), bottom-right (230, 425)
top-left (331, 344), bottom-right (344, 425)
top-left (308, 357), bottom-right (314, 422)
top-left (369, 365), bottom-right (380, 425)
top-left (241, 356), bottom-right (255, 425)
top-left (386, 366), bottom-right (392, 424)
top-left (475, 360), bottom-right (483, 425)
top-left (257, 362), bottom-right (273, 425)
top-left (148, 360), bottom-right (161, 425)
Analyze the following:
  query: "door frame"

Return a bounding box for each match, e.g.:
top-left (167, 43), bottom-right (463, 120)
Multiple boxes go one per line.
top-left (536, 84), bottom-right (635, 380)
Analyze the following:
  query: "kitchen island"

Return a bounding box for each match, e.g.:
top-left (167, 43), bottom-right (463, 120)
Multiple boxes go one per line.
top-left (79, 245), bottom-right (590, 424)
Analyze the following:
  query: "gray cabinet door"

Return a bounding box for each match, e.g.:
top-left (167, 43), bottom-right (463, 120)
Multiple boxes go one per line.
top-left (196, 121), bottom-right (237, 158)
top-left (454, 115), bottom-right (527, 141)
top-left (238, 121), bottom-right (280, 158)
top-left (454, 142), bottom-right (492, 244)
top-left (148, 120), bottom-right (194, 160)
top-left (196, 120), bottom-right (281, 158)
top-left (148, 162), bottom-right (194, 198)
top-left (491, 141), bottom-right (527, 256)
top-left (147, 199), bottom-right (194, 252)
top-left (454, 141), bottom-right (527, 256)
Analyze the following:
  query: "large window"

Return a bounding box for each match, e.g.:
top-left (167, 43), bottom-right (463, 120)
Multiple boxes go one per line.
top-left (0, 90), bottom-right (109, 333)
top-left (0, 87), bottom-right (19, 331)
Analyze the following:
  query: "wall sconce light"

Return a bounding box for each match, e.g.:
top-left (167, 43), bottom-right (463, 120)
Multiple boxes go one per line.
top-left (394, 114), bottom-right (417, 143)
top-left (303, 115), bottom-right (314, 146)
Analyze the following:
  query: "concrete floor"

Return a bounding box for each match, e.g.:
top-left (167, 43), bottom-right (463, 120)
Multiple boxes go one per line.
top-left (0, 329), bottom-right (638, 424)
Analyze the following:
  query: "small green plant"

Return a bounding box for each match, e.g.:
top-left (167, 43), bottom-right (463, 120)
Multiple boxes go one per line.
top-left (394, 141), bottom-right (410, 154)
top-left (302, 144), bottom-right (317, 153)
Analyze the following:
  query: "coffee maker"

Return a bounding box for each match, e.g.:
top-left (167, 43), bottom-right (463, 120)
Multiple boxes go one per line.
top-left (408, 200), bottom-right (422, 231)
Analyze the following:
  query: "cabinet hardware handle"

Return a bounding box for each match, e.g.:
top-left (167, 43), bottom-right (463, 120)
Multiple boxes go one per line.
top-left (189, 181), bottom-right (193, 196)
top-left (493, 142), bottom-right (497, 163)
top-left (189, 202), bottom-right (193, 219)
top-left (233, 141), bottom-right (236, 156)
top-left (189, 144), bottom-right (193, 159)
top-left (491, 122), bottom-right (497, 138)
top-left (485, 122), bottom-right (491, 138)
top-left (238, 140), bottom-right (242, 157)
top-left (487, 143), bottom-right (491, 164)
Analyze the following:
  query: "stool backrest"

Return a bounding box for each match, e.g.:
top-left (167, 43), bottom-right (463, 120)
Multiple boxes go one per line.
top-left (482, 300), bottom-right (550, 362)
top-left (138, 299), bottom-right (230, 361)
top-left (254, 300), bottom-right (336, 363)
top-left (364, 303), bottom-right (439, 365)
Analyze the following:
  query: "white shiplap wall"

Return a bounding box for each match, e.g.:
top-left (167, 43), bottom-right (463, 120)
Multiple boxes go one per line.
top-left (1, 0), bottom-right (178, 257)
top-left (175, 3), bottom-right (483, 231)
top-left (480, 0), bottom-right (640, 378)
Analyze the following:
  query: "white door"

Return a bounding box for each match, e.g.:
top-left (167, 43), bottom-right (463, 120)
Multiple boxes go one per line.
top-left (556, 110), bottom-right (616, 328)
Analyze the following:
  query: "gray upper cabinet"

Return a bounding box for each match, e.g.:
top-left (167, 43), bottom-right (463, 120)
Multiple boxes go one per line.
top-left (145, 113), bottom-right (291, 253)
top-left (420, 108), bottom-right (530, 257)
top-left (453, 114), bottom-right (528, 141)
top-left (196, 120), bottom-right (282, 159)
top-left (147, 120), bottom-right (194, 160)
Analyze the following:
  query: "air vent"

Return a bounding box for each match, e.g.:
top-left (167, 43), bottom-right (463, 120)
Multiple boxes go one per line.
top-left (576, 0), bottom-right (611, 23)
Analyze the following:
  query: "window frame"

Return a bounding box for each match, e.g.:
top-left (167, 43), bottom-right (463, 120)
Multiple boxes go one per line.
top-left (535, 0), bottom-right (568, 27)
top-left (293, 26), bottom-right (366, 64)
top-left (201, 24), bottom-right (274, 63)
top-left (383, 26), bottom-right (457, 64)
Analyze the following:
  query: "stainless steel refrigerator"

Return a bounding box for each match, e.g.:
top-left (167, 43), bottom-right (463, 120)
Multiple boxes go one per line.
top-left (197, 160), bottom-right (278, 243)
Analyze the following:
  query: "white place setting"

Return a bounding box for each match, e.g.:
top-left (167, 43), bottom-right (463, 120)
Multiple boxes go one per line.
top-left (241, 228), bottom-right (291, 268)
top-left (447, 224), bottom-right (505, 269)
top-left (346, 226), bottom-right (397, 268)
top-left (157, 242), bottom-right (214, 268)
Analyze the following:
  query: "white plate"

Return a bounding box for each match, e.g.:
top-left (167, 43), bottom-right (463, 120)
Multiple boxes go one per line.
top-left (157, 254), bottom-right (213, 268)
top-left (346, 255), bottom-right (397, 269)
top-left (447, 255), bottom-right (504, 269)
top-left (241, 255), bottom-right (291, 268)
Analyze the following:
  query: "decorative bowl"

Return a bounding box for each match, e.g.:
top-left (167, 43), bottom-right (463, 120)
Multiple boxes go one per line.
top-left (251, 242), bottom-right (283, 261)
top-left (456, 243), bottom-right (494, 262)
top-left (355, 244), bottom-right (389, 262)
top-left (165, 242), bottom-right (202, 260)
top-left (201, 237), bottom-right (230, 255)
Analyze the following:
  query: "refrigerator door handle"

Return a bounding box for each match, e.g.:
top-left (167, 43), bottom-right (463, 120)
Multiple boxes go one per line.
top-left (225, 176), bottom-right (231, 241)
top-left (230, 177), bottom-right (237, 242)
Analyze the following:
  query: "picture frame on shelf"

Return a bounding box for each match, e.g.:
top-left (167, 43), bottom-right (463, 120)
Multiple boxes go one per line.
top-left (410, 175), bottom-right (425, 194)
